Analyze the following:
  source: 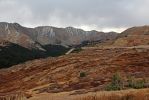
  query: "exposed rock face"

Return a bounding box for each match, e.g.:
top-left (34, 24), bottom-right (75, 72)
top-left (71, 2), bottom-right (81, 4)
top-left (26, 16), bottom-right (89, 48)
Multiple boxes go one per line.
top-left (0, 22), bottom-right (38, 49)
top-left (0, 22), bottom-right (118, 68)
top-left (0, 22), bottom-right (118, 48)
top-left (34, 26), bottom-right (117, 46)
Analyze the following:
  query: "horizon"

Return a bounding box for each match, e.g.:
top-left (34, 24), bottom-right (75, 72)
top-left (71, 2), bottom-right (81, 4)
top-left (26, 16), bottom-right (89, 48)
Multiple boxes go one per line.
top-left (1, 0), bottom-right (149, 33)
top-left (0, 21), bottom-right (126, 33)
top-left (1, 21), bottom-right (149, 33)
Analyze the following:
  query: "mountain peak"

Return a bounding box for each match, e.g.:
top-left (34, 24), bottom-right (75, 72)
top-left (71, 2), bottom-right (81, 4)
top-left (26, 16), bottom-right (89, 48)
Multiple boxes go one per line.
top-left (0, 22), bottom-right (118, 47)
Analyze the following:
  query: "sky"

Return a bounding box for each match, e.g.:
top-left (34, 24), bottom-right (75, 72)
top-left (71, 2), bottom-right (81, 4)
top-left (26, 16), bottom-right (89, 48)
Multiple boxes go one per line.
top-left (0, 0), bottom-right (149, 32)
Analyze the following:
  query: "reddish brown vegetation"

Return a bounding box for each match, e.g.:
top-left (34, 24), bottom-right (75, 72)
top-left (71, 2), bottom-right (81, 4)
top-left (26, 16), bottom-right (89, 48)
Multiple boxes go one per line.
top-left (0, 46), bottom-right (149, 94)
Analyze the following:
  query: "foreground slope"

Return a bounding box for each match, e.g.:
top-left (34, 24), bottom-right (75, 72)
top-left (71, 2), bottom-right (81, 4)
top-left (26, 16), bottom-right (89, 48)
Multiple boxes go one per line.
top-left (29, 88), bottom-right (149, 100)
top-left (0, 45), bottom-right (149, 96)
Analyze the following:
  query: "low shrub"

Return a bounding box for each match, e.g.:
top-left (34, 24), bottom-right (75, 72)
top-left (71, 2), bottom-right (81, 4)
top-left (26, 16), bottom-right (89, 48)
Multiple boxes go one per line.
top-left (106, 73), bottom-right (123, 91)
top-left (80, 72), bottom-right (86, 77)
top-left (127, 76), bottom-right (146, 89)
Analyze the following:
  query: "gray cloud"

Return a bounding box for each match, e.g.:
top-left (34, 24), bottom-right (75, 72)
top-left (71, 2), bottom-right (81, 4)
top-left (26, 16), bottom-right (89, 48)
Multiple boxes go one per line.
top-left (0, 0), bottom-right (149, 32)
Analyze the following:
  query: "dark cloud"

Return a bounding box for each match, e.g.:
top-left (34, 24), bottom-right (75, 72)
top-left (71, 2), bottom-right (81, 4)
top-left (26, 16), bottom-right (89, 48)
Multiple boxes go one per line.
top-left (0, 0), bottom-right (149, 32)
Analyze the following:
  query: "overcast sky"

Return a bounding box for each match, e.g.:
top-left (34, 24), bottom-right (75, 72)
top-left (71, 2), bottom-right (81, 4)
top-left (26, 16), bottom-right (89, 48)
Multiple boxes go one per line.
top-left (0, 0), bottom-right (149, 32)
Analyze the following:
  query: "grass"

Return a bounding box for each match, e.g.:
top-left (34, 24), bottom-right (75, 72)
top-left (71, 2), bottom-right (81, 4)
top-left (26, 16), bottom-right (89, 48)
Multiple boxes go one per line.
top-left (27, 88), bottom-right (149, 100)
top-left (106, 73), bottom-right (146, 91)
top-left (76, 89), bottom-right (149, 100)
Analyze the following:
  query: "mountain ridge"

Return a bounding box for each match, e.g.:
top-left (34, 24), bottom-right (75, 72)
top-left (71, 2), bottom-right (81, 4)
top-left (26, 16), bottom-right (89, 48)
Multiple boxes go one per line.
top-left (0, 22), bottom-right (118, 68)
top-left (0, 22), bottom-right (118, 48)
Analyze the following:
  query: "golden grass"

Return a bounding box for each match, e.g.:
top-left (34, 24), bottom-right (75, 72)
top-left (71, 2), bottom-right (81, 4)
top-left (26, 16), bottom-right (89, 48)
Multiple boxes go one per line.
top-left (76, 89), bottom-right (149, 100)
top-left (0, 92), bottom-right (27, 100)
top-left (29, 88), bottom-right (149, 100)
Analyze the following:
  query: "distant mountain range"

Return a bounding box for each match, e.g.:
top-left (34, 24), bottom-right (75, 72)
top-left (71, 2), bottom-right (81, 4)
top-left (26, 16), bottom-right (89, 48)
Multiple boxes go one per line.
top-left (0, 22), bottom-right (118, 49)
top-left (2, 22), bottom-right (149, 68)
top-left (0, 22), bottom-right (118, 68)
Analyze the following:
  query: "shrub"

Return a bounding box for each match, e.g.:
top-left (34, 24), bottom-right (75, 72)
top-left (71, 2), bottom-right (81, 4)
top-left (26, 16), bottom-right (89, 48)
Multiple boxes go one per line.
top-left (106, 73), bottom-right (123, 91)
top-left (127, 76), bottom-right (145, 89)
top-left (128, 76), bottom-right (134, 88)
top-left (80, 72), bottom-right (86, 77)
top-left (132, 80), bottom-right (145, 89)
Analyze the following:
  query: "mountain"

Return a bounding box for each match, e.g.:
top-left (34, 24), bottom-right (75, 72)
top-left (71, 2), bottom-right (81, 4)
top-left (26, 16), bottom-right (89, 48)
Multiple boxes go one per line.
top-left (0, 40), bottom-right (46, 68)
top-left (34, 26), bottom-right (117, 46)
top-left (1, 25), bottom-right (149, 99)
top-left (113, 26), bottom-right (149, 46)
top-left (0, 22), bottom-right (118, 48)
top-left (0, 22), bottom-right (40, 49)
top-left (0, 40), bottom-right (70, 68)
top-left (0, 22), bottom-right (118, 68)
top-left (0, 44), bottom-right (149, 98)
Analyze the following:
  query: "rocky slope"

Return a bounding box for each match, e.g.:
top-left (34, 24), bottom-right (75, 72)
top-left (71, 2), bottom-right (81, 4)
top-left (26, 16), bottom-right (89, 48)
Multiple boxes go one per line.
top-left (0, 22), bottom-right (118, 68)
top-left (34, 26), bottom-right (117, 46)
top-left (0, 22), bottom-right (118, 48)
top-left (0, 22), bottom-right (39, 49)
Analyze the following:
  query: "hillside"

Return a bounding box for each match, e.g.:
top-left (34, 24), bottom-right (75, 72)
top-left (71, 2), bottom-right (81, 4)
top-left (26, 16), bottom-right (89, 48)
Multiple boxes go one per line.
top-left (0, 40), bottom-right (43, 67)
top-left (112, 26), bottom-right (149, 46)
top-left (0, 22), bottom-right (118, 68)
top-left (0, 40), bottom-right (69, 68)
top-left (0, 45), bottom-right (149, 98)
top-left (0, 25), bottom-right (149, 99)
